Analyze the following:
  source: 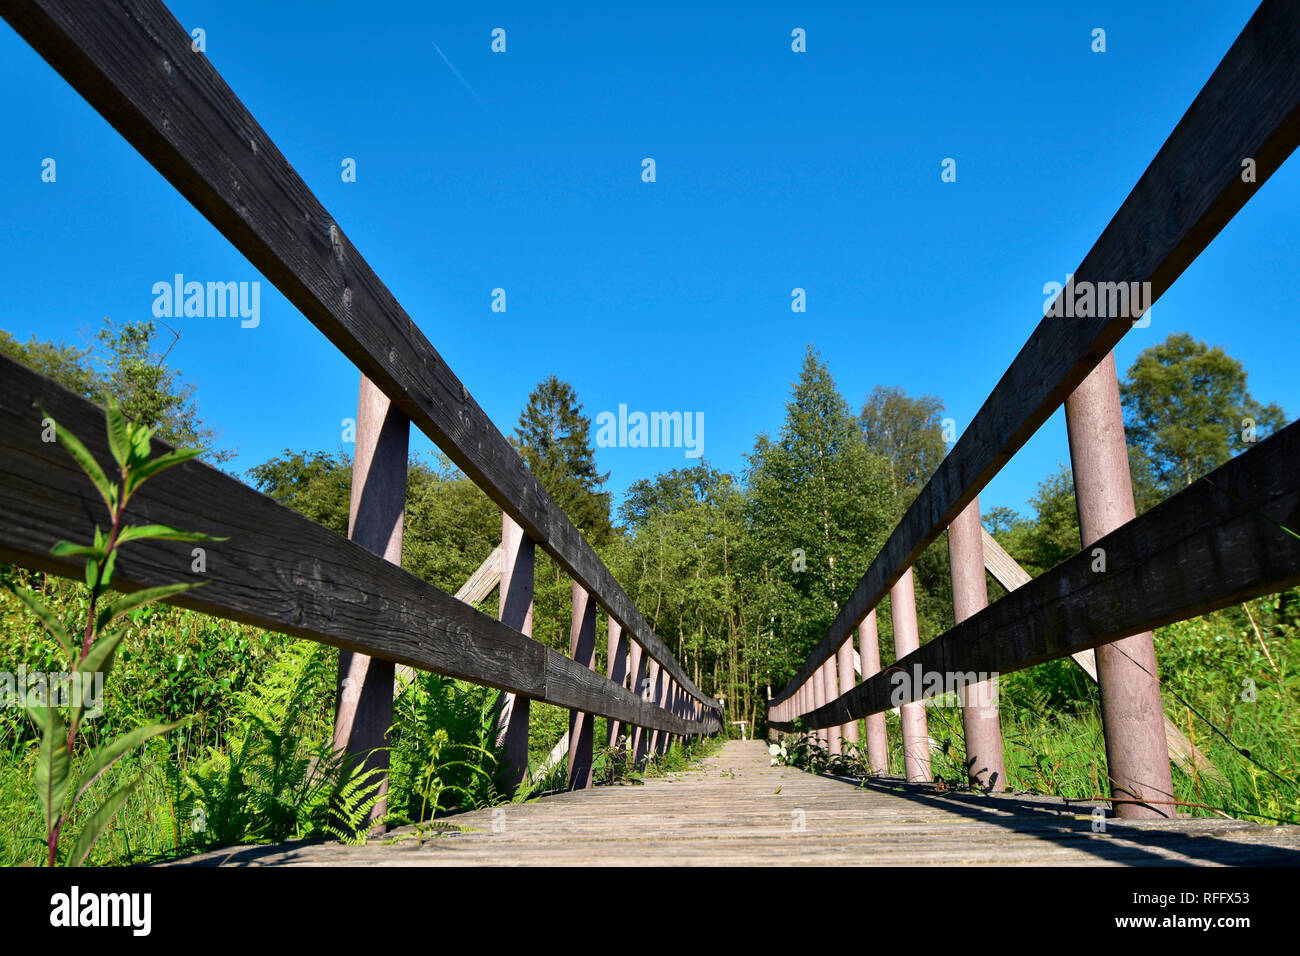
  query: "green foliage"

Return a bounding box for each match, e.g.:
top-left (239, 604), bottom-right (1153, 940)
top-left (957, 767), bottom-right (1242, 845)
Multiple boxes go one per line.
top-left (514, 375), bottom-right (612, 545)
top-left (247, 450), bottom-right (353, 536)
top-left (0, 319), bottom-right (232, 464)
top-left (744, 347), bottom-right (895, 686)
top-left (1122, 332), bottom-right (1287, 492)
top-left (3, 398), bottom-right (220, 865)
top-left (184, 640), bottom-right (340, 848)
top-left (387, 672), bottom-right (506, 822)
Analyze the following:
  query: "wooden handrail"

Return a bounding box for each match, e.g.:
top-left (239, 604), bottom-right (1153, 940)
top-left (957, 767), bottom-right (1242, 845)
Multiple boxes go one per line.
top-left (0, 355), bottom-right (720, 737)
top-left (0, 0), bottom-right (718, 714)
top-left (770, 0), bottom-right (1300, 708)
top-left (769, 418), bottom-right (1300, 731)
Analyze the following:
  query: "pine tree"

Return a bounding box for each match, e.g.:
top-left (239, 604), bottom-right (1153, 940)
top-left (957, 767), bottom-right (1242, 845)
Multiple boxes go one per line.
top-left (743, 346), bottom-right (893, 683)
top-left (513, 376), bottom-right (612, 545)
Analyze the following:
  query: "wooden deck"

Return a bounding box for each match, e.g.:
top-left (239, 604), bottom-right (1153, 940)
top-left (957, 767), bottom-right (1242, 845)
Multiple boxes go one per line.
top-left (170, 742), bottom-right (1300, 866)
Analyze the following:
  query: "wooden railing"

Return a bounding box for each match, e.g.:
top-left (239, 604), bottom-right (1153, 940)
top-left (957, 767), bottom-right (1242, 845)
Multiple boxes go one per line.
top-left (0, 0), bottom-right (721, 808)
top-left (767, 0), bottom-right (1300, 818)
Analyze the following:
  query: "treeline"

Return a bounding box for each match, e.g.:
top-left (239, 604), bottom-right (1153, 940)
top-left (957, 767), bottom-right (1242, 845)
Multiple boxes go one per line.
top-left (2, 320), bottom-right (1291, 730)
top-left (2, 318), bottom-right (1297, 849)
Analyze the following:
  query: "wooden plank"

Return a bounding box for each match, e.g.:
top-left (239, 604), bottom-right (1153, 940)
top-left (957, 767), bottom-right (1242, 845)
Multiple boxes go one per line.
top-left (771, 418), bottom-right (1300, 731)
top-left (396, 543), bottom-right (501, 690)
top-left (981, 527), bottom-right (1223, 783)
top-left (769, 0), bottom-right (1300, 707)
top-left (0, 355), bottom-right (717, 737)
top-left (455, 545), bottom-right (502, 605)
top-left (0, 0), bottom-right (717, 715)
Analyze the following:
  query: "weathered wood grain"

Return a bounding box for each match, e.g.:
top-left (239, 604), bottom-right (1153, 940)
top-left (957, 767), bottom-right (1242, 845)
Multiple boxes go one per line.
top-left (0, 0), bottom-right (717, 715)
top-left (770, 0), bottom-right (1300, 707)
top-left (0, 355), bottom-right (717, 737)
top-left (166, 741), bottom-right (1300, 867)
top-left (772, 419), bottom-right (1300, 731)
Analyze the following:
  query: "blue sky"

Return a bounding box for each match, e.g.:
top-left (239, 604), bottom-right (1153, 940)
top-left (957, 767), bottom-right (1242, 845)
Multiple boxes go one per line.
top-left (2, 0), bottom-right (1295, 523)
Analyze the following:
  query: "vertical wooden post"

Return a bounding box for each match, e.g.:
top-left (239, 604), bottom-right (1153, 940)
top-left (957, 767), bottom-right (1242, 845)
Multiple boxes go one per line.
top-left (1065, 352), bottom-right (1175, 819)
top-left (606, 619), bottom-right (628, 747)
top-left (823, 652), bottom-right (842, 756)
top-left (567, 581), bottom-right (597, 789)
top-left (333, 375), bottom-right (408, 830)
top-left (639, 658), bottom-right (661, 764)
top-left (496, 513), bottom-right (535, 791)
top-left (891, 568), bottom-right (931, 782)
top-left (859, 610), bottom-right (888, 773)
top-left (656, 674), bottom-right (672, 755)
top-left (811, 661), bottom-right (827, 748)
top-left (836, 637), bottom-right (858, 752)
top-left (948, 496), bottom-right (1007, 791)
top-left (628, 641), bottom-right (646, 762)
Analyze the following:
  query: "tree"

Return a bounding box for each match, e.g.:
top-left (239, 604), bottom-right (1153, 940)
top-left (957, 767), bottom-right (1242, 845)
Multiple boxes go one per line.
top-left (609, 462), bottom-right (750, 719)
top-left (859, 385), bottom-right (947, 504)
top-left (1121, 333), bottom-right (1286, 492)
top-left (993, 463), bottom-right (1079, 577)
top-left (743, 347), bottom-right (894, 684)
top-left (513, 376), bottom-right (612, 545)
top-left (0, 318), bottom-right (232, 463)
top-left (247, 451), bottom-right (353, 536)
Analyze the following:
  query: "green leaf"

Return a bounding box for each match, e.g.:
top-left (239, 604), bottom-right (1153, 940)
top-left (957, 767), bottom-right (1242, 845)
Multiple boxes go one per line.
top-left (2, 582), bottom-right (74, 657)
top-left (84, 557), bottom-right (99, 591)
top-left (49, 541), bottom-right (103, 559)
top-left (76, 628), bottom-right (128, 696)
top-left (115, 524), bottom-right (226, 547)
top-left (105, 401), bottom-right (130, 470)
top-left (124, 447), bottom-right (204, 496)
top-left (99, 548), bottom-right (119, 590)
top-left (28, 700), bottom-right (71, 836)
top-left (72, 719), bottom-right (188, 810)
top-left (128, 424), bottom-right (156, 469)
top-left (95, 582), bottom-right (198, 633)
top-left (68, 778), bottom-right (138, 867)
top-left (49, 415), bottom-right (116, 514)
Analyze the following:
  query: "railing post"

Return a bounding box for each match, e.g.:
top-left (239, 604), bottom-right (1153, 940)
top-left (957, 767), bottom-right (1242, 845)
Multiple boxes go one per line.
top-left (332, 374), bottom-right (409, 830)
top-left (823, 652), bottom-right (842, 756)
top-left (836, 637), bottom-right (857, 753)
top-left (858, 610), bottom-right (888, 773)
top-left (890, 567), bottom-right (931, 782)
top-left (639, 658), bottom-right (661, 764)
top-left (656, 672), bottom-right (672, 755)
top-left (1065, 352), bottom-right (1175, 819)
top-left (567, 581), bottom-right (597, 789)
top-left (496, 513), bottom-right (535, 791)
top-left (811, 661), bottom-right (827, 748)
top-left (629, 641), bottom-right (647, 761)
top-left (606, 619), bottom-right (628, 748)
top-left (948, 496), bottom-right (1007, 791)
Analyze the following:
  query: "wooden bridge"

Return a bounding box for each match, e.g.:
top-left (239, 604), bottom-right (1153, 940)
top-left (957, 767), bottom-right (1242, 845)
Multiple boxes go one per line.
top-left (2, 0), bottom-right (1299, 867)
top-left (169, 740), bottom-right (1300, 867)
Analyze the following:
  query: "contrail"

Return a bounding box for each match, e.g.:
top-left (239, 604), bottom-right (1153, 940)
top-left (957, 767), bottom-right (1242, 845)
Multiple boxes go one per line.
top-left (432, 40), bottom-right (485, 108)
